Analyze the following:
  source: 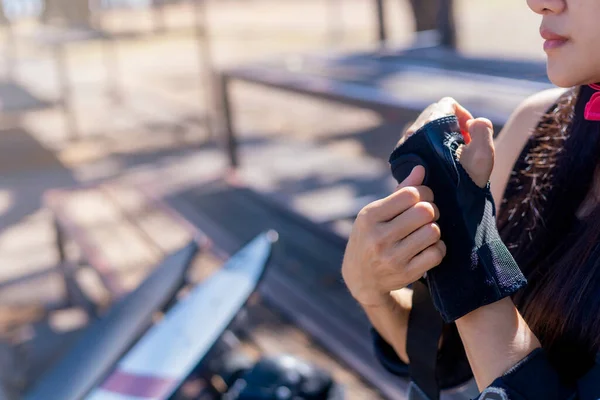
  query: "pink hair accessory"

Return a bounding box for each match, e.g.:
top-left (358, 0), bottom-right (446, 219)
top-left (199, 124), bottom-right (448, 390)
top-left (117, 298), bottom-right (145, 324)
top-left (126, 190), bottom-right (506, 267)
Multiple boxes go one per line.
top-left (584, 83), bottom-right (600, 121)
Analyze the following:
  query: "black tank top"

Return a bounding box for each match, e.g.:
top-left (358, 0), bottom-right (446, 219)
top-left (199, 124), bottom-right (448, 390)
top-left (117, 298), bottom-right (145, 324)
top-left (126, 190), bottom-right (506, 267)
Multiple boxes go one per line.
top-left (499, 104), bottom-right (596, 385)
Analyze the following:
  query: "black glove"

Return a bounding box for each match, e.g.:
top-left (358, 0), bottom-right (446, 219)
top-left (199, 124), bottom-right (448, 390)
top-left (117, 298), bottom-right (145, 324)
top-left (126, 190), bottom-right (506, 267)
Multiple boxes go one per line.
top-left (389, 116), bottom-right (527, 323)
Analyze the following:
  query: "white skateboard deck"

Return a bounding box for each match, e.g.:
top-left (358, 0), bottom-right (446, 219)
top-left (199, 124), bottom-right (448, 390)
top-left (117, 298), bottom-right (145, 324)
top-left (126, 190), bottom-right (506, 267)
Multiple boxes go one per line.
top-left (86, 232), bottom-right (275, 400)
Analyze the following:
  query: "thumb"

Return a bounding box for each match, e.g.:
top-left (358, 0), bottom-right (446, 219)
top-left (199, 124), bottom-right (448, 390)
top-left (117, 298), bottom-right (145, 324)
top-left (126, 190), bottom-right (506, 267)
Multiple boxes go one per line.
top-left (395, 165), bottom-right (426, 191)
top-left (466, 118), bottom-right (494, 152)
top-left (459, 118), bottom-right (495, 188)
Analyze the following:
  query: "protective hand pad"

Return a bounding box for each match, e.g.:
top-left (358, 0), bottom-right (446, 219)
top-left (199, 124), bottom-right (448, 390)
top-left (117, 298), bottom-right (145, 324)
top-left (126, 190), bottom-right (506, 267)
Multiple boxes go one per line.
top-left (389, 116), bottom-right (526, 322)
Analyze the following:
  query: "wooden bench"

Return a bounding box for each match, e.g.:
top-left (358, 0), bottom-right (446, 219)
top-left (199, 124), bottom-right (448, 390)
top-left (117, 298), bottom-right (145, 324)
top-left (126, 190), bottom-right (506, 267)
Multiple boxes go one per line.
top-left (215, 44), bottom-right (552, 167)
top-left (150, 179), bottom-right (413, 399)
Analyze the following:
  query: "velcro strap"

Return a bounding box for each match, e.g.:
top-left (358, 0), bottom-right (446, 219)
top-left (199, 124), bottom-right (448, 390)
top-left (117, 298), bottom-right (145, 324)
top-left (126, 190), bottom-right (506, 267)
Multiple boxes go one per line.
top-left (407, 281), bottom-right (444, 400)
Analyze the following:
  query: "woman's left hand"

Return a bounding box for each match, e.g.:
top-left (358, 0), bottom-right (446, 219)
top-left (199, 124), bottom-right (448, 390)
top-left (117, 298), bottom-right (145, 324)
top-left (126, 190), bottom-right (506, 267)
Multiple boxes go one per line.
top-left (457, 117), bottom-right (496, 188)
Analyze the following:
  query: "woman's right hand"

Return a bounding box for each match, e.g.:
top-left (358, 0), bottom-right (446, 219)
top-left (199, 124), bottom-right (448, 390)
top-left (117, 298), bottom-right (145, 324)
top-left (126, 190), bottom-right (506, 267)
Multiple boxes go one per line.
top-left (341, 165), bottom-right (447, 308)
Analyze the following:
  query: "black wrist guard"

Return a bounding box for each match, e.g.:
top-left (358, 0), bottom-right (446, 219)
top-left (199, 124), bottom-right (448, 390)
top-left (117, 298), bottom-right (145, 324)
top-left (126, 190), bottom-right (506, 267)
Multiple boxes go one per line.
top-left (389, 116), bottom-right (526, 322)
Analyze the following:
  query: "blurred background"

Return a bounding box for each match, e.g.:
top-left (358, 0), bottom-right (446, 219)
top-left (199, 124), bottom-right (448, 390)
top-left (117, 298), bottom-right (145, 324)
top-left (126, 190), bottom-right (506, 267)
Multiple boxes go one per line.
top-left (0, 0), bottom-right (546, 398)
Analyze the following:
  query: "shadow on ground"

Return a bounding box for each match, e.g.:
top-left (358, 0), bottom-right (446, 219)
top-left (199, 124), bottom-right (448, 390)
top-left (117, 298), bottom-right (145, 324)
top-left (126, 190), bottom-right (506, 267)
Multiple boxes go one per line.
top-left (0, 127), bottom-right (77, 234)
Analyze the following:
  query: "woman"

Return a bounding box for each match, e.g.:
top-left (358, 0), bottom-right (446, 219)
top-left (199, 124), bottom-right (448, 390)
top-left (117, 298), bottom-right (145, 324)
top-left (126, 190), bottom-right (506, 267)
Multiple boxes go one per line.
top-left (342, 0), bottom-right (600, 398)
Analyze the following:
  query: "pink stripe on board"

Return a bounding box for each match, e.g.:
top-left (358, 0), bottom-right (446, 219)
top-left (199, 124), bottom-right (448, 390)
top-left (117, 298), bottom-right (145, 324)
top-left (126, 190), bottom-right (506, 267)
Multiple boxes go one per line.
top-left (101, 370), bottom-right (177, 398)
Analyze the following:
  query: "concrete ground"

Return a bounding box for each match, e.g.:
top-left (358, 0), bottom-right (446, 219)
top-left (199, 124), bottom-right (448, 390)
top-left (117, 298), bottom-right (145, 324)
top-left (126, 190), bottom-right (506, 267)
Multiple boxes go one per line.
top-left (0, 0), bottom-right (545, 397)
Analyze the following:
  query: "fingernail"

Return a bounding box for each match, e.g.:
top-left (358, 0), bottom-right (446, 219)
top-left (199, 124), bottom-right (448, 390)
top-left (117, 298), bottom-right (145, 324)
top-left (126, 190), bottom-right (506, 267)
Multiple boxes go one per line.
top-left (461, 129), bottom-right (472, 145)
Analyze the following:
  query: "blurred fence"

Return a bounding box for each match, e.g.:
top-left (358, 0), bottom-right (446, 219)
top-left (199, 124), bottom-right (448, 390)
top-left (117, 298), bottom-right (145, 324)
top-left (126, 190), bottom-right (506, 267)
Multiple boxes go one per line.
top-left (2, 0), bottom-right (157, 20)
top-left (3, 0), bottom-right (43, 19)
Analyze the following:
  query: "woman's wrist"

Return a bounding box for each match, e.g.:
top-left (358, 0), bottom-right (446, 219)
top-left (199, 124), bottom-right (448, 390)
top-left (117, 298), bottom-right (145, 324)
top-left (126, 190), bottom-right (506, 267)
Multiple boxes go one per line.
top-left (358, 290), bottom-right (396, 311)
top-left (455, 297), bottom-right (541, 390)
top-left (363, 289), bottom-right (412, 364)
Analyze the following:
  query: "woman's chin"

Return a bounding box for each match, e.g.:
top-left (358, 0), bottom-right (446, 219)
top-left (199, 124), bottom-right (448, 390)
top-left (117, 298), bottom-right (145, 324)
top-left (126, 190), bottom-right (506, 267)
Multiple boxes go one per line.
top-left (546, 63), bottom-right (581, 88)
top-left (546, 56), bottom-right (600, 88)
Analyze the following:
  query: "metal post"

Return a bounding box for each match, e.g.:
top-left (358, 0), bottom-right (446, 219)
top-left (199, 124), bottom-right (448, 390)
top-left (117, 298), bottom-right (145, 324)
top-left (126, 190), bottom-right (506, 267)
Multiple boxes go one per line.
top-left (53, 44), bottom-right (79, 140)
top-left (54, 217), bottom-right (77, 310)
top-left (375, 0), bottom-right (386, 44)
top-left (152, 0), bottom-right (166, 34)
top-left (216, 74), bottom-right (238, 168)
top-left (54, 217), bottom-right (67, 264)
top-left (409, 0), bottom-right (438, 32)
top-left (438, 0), bottom-right (457, 49)
top-left (193, 0), bottom-right (214, 138)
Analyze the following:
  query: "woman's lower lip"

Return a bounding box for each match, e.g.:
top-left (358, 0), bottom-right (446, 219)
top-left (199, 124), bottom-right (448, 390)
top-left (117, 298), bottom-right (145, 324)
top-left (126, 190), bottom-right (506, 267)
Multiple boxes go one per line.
top-left (544, 39), bottom-right (568, 51)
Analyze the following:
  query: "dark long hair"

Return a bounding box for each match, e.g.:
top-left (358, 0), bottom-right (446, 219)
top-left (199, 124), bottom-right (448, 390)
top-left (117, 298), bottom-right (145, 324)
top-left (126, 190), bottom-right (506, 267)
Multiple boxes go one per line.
top-left (497, 85), bottom-right (600, 383)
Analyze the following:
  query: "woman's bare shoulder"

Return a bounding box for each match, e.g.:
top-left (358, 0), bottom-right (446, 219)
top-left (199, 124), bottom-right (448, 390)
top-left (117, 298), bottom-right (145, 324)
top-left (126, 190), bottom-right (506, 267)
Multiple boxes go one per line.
top-left (491, 87), bottom-right (570, 208)
top-left (500, 87), bottom-right (569, 139)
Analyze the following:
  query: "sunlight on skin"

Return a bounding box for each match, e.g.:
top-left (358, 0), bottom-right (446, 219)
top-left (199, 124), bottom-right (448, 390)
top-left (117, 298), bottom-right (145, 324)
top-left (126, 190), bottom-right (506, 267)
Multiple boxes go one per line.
top-left (0, 190), bottom-right (14, 217)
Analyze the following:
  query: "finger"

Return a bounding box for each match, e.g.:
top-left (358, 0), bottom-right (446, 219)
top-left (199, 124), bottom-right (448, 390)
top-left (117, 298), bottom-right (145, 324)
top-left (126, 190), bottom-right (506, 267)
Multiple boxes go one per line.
top-left (460, 118), bottom-right (495, 188)
top-left (380, 241), bottom-right (446, 290)
top-left (391, 165), bottom-right (426, 207)
top-left (466, 118), bottom-right (494, 152)
top-left (372, 184), bottom-right (434, 222)
top-left (398, 165), bottom-right (426, 189)
top-left (360, 166), bottom-right (425, 223)
top-left (437, 97), bottom-right (474, 131)
top-left (406, 241), bottom-right (447, 276)
top-left (453, 102), bottom-right (475, 131)
top-left (395, 222), bottom-right (441, 259)
top-left (383, 201), bottom-right (439, 243)
top-left (461, 129), bottom-right (472, 145)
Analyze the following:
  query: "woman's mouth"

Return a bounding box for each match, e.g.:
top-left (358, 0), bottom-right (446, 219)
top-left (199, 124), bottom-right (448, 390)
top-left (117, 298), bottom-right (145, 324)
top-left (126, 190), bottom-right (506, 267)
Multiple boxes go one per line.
top-left (540, 28), bottom-right (569, 51)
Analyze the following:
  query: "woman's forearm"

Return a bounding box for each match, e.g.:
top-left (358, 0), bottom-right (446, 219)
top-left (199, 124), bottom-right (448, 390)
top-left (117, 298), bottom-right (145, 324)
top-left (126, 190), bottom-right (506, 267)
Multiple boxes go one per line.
top-left (455, 297), bottom-right (541, 390)
top-left (363, 288), bottom-right (413, 364)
